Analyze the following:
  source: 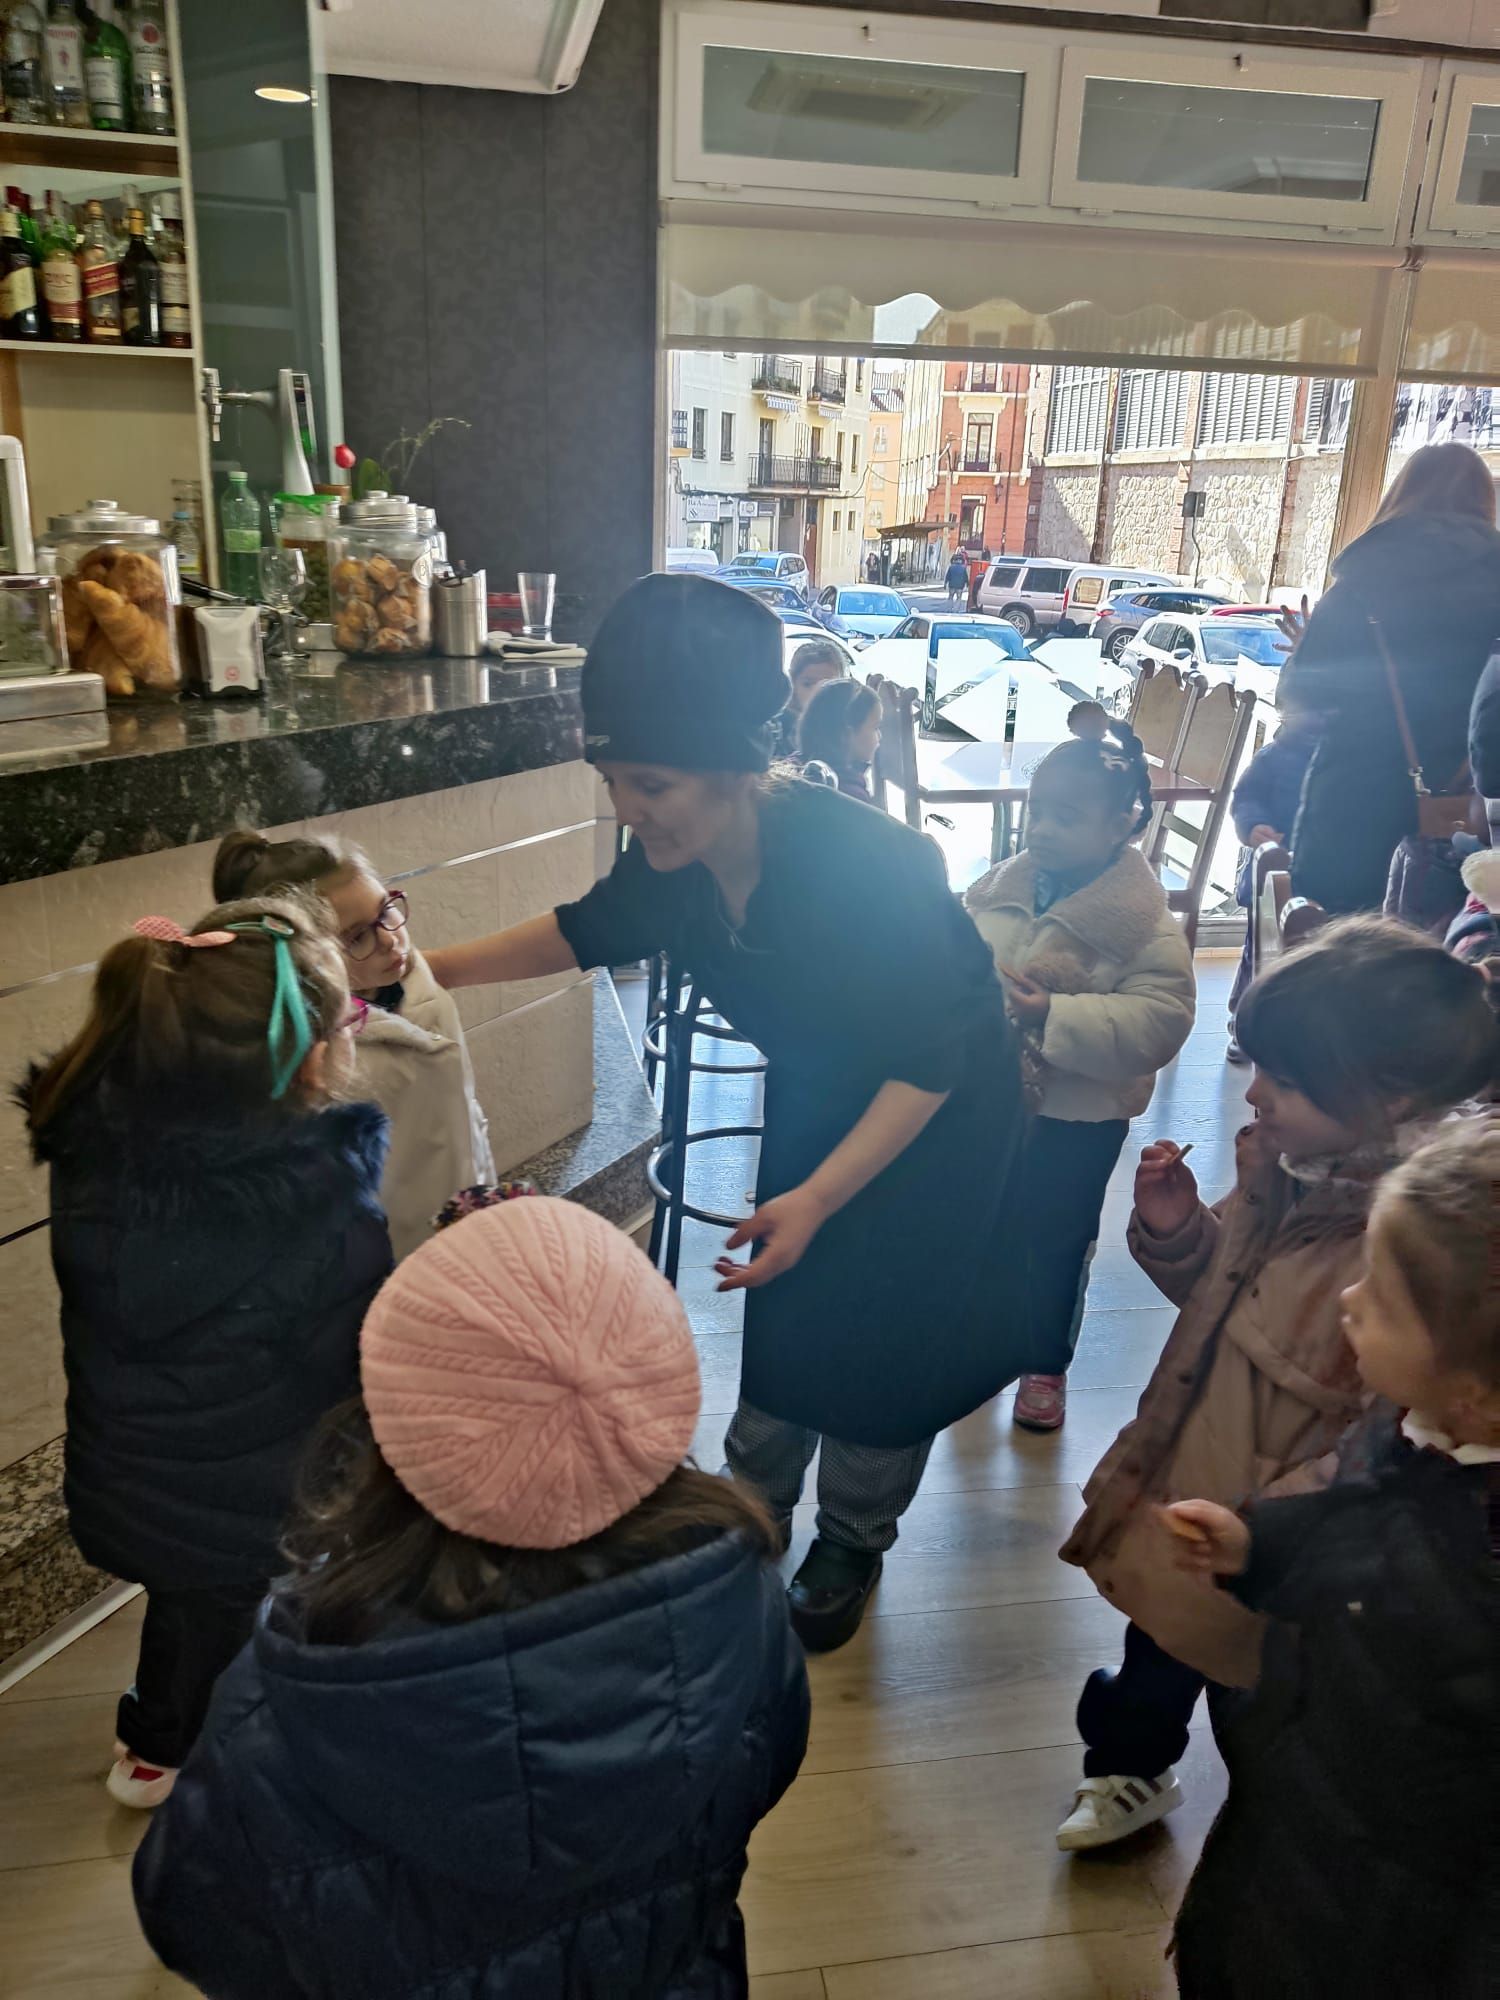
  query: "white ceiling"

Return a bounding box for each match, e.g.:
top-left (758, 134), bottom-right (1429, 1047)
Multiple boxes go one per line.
top-left (315, 0), bottom-right (608, 96)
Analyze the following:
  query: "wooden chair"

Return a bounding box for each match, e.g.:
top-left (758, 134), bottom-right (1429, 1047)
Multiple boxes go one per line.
top-left (1129, 659), bottom-right (1198, 768)
top-left (1143, 678), bottom-right (1259, 952)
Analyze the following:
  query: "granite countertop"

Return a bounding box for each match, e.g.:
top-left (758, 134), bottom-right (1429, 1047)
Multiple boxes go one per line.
top-left (0, 654), bottom-right (583, 882)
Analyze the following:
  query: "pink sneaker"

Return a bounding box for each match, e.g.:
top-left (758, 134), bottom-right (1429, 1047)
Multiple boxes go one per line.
top-left (1013, 1373), bottom-right (1067, 1431)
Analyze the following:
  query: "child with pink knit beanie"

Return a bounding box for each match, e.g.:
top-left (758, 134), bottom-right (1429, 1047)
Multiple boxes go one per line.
top-left (133, 1196), bottom-right (810, 2000)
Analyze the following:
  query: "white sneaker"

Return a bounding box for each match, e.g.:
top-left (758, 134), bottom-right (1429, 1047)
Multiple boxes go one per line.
top-left (1056, 1770), bottom-right (1183, 1851)
top-left (105, 1753), bottom-right (179, 1810)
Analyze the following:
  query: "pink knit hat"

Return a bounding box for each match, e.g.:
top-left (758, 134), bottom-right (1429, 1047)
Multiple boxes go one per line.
top-left (361, 1197), bottom-right (701, 1549)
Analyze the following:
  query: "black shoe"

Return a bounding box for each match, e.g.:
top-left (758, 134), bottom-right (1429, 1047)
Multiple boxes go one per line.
top-left (786, 1537), bottom-right (882, 1653)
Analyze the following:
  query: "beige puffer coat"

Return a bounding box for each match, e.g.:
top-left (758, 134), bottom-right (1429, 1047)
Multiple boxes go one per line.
top-left (1060, 1125), bottom-right (1377, 1686)
top-left (965, 845), bottom-right (1195, 1122)
top-left (353, 949), bottom-right (494, 1262)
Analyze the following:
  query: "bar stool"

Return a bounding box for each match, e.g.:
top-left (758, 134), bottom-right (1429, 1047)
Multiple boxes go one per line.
top-left (644, 965), bottom-right (766, 1285)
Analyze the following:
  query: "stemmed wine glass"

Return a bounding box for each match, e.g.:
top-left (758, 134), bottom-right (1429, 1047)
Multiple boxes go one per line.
top-left (258, 547), bottom-right (308, 665)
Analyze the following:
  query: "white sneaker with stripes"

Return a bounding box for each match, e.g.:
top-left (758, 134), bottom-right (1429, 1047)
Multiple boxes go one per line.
top-left (1056, 1769), bottom-right (1183, 1851)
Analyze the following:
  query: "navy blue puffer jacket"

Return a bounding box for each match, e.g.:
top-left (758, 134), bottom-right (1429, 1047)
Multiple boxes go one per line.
top-left (24, 1074), bottom-right (392, 1592)
top-left (133, 1530), bottom-right (810, 1998)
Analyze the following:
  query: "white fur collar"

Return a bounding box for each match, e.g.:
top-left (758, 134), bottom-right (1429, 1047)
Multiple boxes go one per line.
top-left (965, 844), bottom-right (1169, 963)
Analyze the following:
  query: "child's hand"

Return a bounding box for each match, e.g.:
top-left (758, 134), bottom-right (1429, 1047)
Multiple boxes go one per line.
top-left (998, 963), bottom-right (1051, 1026)
top-left (1134, 1141), bottom-right (1199, 1238)
top-left (715, 1185), bottom-right (828, 1293)
top-left (1247, 823), bottom-right (1285, 849)
top-left (1159, 1500), bottom-right (1251, 1577)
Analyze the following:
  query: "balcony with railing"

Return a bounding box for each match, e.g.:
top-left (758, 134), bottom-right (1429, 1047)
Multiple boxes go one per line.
top-left (812, 365), bottom-right (847, 405)
top-left (961, 456), bottom-right (993, 473)
top-left (750, 453), bottom-right (840, 492)
top-left (753, 355), bottom-right (803, 396)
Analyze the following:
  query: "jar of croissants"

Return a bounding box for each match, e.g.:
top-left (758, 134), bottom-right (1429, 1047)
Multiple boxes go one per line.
top-left (328, 493), bottom-right (433, 660)
top-left (50, 500), bottom-right (183, 699)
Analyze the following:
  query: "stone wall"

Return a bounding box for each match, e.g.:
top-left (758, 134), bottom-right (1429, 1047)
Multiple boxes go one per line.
top-left (1188, 458), bottom-right (1288, 599)
top-left (1103, 462), bottom-right (1184, 573)
top-left (1036, 467), bottom-right (1100, 558)
top-left (1276, 453), bottom-right (1343, 596)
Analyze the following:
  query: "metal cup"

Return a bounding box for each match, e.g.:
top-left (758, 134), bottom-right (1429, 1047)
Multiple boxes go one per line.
top-left (433, 569), bottom-right (489, 656)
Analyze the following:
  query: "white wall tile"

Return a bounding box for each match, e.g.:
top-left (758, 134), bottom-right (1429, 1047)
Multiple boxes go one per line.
top-left (0, 972), bottom-right (91, 1237)
top-left (465, 979), bottom-right (594, 1176)
top-left (43, 840), bottom-right (219, 973)
top-left (0, 1226), bottom-right (62, 1472)
top-left (0, 877), bottom-right (52, 990)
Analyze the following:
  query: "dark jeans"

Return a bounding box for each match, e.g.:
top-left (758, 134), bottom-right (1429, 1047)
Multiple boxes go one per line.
top-left (1021, 1115), bottom-right (1130, 1375)
top-left (117, 1583), bottom-right (264, 1769)
top-left (1078, 1620), bottom-right (1206, 1779)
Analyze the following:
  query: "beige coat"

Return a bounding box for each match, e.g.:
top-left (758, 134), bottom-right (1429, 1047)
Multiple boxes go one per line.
top-left (965, 846), bottom-right (1195, 1122)
top-left (1059, 1128), bottom-right (1376, 1686)
top-left (353, 949), bottom-right (494, 1262)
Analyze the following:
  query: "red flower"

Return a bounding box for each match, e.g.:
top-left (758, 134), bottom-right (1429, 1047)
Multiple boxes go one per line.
top-left (333, 443), bottom-right (356, 470)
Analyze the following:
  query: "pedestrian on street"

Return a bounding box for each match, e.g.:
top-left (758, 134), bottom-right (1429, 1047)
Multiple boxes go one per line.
top-left (945, 550), bottom-right (969, 608)
top-left (426, 574), bottom-right (1026, 1655)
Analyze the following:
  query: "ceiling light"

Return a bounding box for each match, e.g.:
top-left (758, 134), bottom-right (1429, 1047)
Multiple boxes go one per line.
top-left (255, 85), bottom-right (312, 104)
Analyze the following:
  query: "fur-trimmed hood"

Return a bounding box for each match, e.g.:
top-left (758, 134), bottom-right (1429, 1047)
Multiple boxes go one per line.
top-left (965, 843), bottom-right (1169, 967)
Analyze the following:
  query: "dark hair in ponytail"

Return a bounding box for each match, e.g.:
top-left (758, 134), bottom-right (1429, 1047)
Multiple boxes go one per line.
top-left (213, 827), bottom-right (368, 906)
top-left (798, 678), bottom-right (880, 769)
top-left (1031, 720), bottom-right (1154, 835)
top-left (1235, 914), bottom-right (1499, 1129)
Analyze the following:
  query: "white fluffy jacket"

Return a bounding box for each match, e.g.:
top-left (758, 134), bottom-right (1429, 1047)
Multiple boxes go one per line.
top-left (965, 845), bottom-right (1196, 1122)
top-left (352, 949), bottom-right (495, 1261)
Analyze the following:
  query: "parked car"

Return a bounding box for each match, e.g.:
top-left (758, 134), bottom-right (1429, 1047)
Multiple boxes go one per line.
top-left (664, 546), bottom-right (721, 576)
top-left (1090, 586), bottom-right (1234, 661)
top-left (716, 551), bottom-right (811, 599)
top-left (976, 557), bottom-right (1180, 637)
top-left (1121, 612), bottom-right (1289, 681)
top-left (813, 584), bottom-right (909, 642)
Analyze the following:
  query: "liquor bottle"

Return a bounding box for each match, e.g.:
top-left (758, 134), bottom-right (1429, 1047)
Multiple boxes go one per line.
top-left (153, 187), bottom-right (190, 347)
top-left (170, 506), bottom-right (201, 580)
top-left (3, 2), bottom-right (47, 124)
top-left (221, 469), bottom-right (263, 599)
top-left (44, 0), bottom-right (89, 129)
top-left (119, 205), bottom-right (160, 345)
top-left (128, 0), bottom-right (172, 135)
top-left (76, 198), bottom-right (121, 342)
top-left (7, 188), bottom-right (45, 335)
top-left (84, 0), bottom-right (129, 130)
top-left (0, 208), bottom-right (42, 340)
top-left (40, 191), bottom-right (82, 341)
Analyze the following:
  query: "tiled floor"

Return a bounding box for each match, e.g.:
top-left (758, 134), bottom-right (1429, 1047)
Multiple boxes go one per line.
top-left (0, 958), bottom-right (1247, 1998)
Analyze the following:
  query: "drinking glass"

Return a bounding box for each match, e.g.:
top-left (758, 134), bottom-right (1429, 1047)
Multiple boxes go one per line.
top-left (518, 571), bottom-right (556, 638)
top-left (259, 547), bottom-right (308, 665)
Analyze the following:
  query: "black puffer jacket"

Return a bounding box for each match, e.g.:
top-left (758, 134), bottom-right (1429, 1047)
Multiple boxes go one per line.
top-left (133, 1531), bottom-right (811, 1999)
top-left (25, 1076), bottom-right (391, 1591)
top-left (1279, 512), bottom-right (1500, 911)
top-left (1175, 1415), bottom-right (1498, 1999)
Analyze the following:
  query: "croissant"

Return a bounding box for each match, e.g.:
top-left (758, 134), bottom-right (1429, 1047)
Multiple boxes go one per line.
top-left (61, 578), bottom-right (93, 659)
top-left (77, 579), bottom-right (174, 690)
top-left (80, 624), bottom-right (135, 698)
top-left (107, 549), bottom-right (168, 610)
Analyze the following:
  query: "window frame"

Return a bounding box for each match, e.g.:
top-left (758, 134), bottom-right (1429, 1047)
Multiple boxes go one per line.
top-left (1052, 42), bottom-right (1423, 241)
top-left (691, 406), bottom-right (707, 459)
top-left (1424, 68), bottom-right (1500, 245)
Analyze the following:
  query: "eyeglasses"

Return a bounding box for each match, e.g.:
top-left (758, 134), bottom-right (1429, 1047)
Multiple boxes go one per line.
top-left (340, 996), bottom-right (370, 1037)
top-left (339, 890), bottom-right (409, 963)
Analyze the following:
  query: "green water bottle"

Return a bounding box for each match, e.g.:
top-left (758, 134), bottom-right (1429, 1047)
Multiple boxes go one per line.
top-left (221, 469), bottom-right (262, 600)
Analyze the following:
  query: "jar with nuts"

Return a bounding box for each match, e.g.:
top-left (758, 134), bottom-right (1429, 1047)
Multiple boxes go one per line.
top-left (328, 493), bottom-right (433, 658)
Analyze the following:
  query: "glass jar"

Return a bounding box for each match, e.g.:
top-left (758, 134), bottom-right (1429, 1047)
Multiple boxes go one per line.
top-left (416, 503), bottom-right (448, 571)
top-left (0, 575), bottom-right (67, 679)
top-left (273, 491), bottom-right (339, 623)
top-left (328, 493), bottom-right (432, 658)
top-left (48, 498), bottom-right (181, 698)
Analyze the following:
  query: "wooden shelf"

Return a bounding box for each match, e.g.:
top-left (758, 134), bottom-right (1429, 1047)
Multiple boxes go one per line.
top-left (0, 339), bottom-right (196, 359)
top-left (0, 123), bottom-right (179, 175)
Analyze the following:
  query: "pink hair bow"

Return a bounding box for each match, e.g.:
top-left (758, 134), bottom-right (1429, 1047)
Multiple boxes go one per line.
top-left (133, 915), bottom-right (237, 948)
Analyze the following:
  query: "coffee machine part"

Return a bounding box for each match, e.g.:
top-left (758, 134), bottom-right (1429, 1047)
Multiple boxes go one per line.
top-left (433, 567), bottom-right (487, 656)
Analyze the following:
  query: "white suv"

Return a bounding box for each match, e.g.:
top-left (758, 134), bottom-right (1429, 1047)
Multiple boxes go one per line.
top-left (977, 557), bottom-right (1179, 637)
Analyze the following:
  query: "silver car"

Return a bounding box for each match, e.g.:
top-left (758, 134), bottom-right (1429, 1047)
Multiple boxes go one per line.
top-left (977, 556), bottom-right (1179, 637)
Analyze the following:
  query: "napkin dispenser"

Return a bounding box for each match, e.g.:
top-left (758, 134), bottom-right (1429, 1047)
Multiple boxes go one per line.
top-left (179, 601), bottom-right (264, 697)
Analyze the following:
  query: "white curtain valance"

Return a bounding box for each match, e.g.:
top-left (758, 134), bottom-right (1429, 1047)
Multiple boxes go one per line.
top-left (1403, 259), bottom-right (1500, 385)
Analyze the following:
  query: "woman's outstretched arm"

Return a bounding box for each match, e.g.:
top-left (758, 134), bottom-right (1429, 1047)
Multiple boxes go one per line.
top-left (425, 914), bottom-right (579, 990)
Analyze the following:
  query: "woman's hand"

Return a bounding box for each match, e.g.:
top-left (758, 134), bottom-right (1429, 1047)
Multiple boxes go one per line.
top-left (1247, 823), bottom-right (1285, 849)
top-left (715, 1186), bottom-right (830, 1293)
top-left (1159, 1500), bottom-right (1251, 1578)
top-left (1275, 593), bottom-right (1310, 656)
top-left (999, 963), bottom-right (1052, 1026)
top-left (1134, 1141), bottom-right (1199, 1238)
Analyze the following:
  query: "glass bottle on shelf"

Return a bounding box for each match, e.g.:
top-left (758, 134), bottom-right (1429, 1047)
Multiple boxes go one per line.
top-left (3, 3), bottom-right (47, 125)
top-left (170, 505), bottom-right (201, 580)
top-left (40, 191), bottom-right (81, 341)
top-left (221, 469), bottom-right (263, 599)
top-left (119, 206), bottom-right (161, 345)
top-left (0, 207), bottom-right (41, 340)
top-left (77, 198), bottom-right (121, 343)
top-left (153, 188), bottom-right (190, 347)
top-left (128, 0), bottom-right (173, 135)
top-left (84, 0), bottom-right (129, 131)
top-left (43, 0), bottom-right (89, 129)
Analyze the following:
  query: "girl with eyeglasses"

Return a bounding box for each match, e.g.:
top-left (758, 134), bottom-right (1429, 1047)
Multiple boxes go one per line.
top-left (20, 896), bottom-right (392, 1811)
top-left (213, 830), bottom-right (494, 1260)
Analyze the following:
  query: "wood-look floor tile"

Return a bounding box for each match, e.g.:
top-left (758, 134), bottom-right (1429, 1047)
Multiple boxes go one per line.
top-left (741, 1740), bottom-right (1173, 1976)
top-left (0, 1693), bottom-right (143, 1870)
top-left (0, 1851), bottom-right (188, 1996)
top-left (802, 1593), bottom-right (1133, 1776)
top-left (820, 1925), bottom-right (1175, 1998)
top-left (2, 1597), bottom-right (143, 1706)
top-left (922, 1387), bottom-right (1142, 1495)
top-left (749, 1973), bottom-right (827, 1999)
top-left (1068, 1311), bottom-right (1177, 1392)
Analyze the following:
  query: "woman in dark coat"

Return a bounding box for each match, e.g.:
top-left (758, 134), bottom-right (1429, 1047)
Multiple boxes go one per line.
top-left (1279, 441), bottom-right (1500, 913)
top-left (429, 573), bottom-right (1024, 1651)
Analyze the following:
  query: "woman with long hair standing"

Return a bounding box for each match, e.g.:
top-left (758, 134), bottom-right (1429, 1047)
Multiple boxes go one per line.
top-left (1280, 439), bottom-right (1500, 914)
